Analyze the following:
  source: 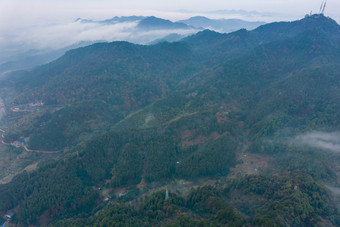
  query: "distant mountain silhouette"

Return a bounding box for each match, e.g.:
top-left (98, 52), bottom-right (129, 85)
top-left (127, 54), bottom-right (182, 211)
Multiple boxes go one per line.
top-left (137, 16), bottom-right (192, 30)
top-left (75, 16), bottom-right (145, 24)
top-left (178, 16), bottom-right (265, 32)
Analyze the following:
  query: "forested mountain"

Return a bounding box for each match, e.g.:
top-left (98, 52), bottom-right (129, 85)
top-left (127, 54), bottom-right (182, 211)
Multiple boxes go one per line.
top-left (1, 14), bottom-right (340, 226)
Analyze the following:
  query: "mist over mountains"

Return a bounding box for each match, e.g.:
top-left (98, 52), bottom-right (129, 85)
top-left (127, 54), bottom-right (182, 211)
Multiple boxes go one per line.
top-left (0, 15), bottom-right (264, 76)
top-left (1, 13), bottom-right (340, 226)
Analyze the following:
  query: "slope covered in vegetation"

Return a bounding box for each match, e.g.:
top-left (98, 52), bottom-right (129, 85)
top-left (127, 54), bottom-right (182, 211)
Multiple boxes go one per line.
top-left (0, 14), bottom-right (340, 226)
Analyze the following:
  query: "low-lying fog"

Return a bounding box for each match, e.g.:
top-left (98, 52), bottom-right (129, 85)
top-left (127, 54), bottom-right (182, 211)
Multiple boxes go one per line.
top-left (292, 131), bottom-right (340, 153)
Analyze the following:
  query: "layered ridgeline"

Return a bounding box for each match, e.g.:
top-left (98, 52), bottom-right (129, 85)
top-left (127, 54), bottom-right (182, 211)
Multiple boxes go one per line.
top-left (1, 14), bottom-right (340, 226)
top-left (0, 16), bottom-right (264, 76)
top-left (5, 14), bottom-right (340, 150)
top-left (178, 16), bottom-right (265, 33)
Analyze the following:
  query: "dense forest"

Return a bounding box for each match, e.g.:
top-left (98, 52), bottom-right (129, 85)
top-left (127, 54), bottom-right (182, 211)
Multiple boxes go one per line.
top-left (0, 14), bottom-right (340, 226)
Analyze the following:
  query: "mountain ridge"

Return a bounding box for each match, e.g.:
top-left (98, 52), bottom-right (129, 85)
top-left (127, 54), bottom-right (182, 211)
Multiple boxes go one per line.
top-left (3, 14), bottom-right (340, 150)
top-left (178, 16), bottom-right (265, 32)
top-left (137, 16), bottom-right (193, 30)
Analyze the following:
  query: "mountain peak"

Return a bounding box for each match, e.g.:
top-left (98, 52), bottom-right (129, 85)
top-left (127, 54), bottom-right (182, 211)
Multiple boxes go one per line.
top-left (253, 14), bottom-right (340, 41)
top-left (300, 13), bottom-right (339, 29)
top-left (184, 29), bottom-right (226, 42)
top-left (137, 16), bottom-right (191, 30)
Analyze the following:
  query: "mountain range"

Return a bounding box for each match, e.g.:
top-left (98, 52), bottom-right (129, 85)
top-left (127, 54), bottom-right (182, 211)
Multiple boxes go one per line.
top-left (178, 16), bottom-right (265, 32)
top-left (0, 14), bottom-right (340, 226)
top-left (75, 15), bottom-right (265, 32)
top-left (0, 16), bottom-right (264, 76)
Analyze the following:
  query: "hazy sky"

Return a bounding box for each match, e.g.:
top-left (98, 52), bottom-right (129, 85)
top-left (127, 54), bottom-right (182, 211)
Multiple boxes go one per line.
top-left (1, 0), bottom-right (339, 26)
top-left (0, 0), bottom-right (339, 59)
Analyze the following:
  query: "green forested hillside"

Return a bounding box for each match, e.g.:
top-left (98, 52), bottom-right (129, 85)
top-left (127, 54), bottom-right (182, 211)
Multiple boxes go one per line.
top-left (1, 14), bottom-right (340, 226)
top-left (8, 41), bottom-right (194, 107)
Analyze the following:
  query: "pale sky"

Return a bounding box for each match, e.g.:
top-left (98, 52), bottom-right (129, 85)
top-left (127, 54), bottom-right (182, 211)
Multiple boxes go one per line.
top-left (0, 0), bottom-right (339, 60)
top-left (1, 0), bottom-right (339, 26)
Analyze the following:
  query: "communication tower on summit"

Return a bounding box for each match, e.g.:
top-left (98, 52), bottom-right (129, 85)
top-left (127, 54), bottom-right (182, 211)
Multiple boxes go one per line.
top-left (319, 1), bottom-right (327, 14)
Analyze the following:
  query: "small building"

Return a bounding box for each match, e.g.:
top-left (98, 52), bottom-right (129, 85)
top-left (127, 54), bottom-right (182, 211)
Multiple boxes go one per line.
top-left (5, 210), bottom-right (15, 219)
top-left (12, 141), bottom-right (24, 147)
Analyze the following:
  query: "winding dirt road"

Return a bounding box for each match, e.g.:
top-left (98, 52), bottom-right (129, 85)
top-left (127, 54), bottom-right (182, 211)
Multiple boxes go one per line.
top-left (0, 98), bottom-right (61, 153)
top-left (0, 128), bottom-right (61, 154)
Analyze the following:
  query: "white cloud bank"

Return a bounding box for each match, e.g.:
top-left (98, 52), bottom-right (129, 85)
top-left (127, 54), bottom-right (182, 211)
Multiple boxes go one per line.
top-left (0, 18), bottom-right (199, 64)
top-left (292, 131), bottom-right (340, 153)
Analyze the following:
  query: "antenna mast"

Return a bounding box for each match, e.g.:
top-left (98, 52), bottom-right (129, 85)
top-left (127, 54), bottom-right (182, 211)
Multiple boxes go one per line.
top-left (322, 1), bottom-right (327, 14)
top-left (320, 1), bottom-right (327, 14)
top-left (319, 1), bottom-right (324, 13)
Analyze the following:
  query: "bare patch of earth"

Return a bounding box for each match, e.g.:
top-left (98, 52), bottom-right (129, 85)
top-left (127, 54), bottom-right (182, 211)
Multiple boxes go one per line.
top-left (229, 152), bottom-right (272, 178)
top-left (181, 132), bottom-right (220, 148)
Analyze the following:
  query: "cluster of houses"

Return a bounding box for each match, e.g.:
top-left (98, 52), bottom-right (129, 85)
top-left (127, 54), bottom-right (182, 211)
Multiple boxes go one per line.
top-left (5, 211), bottom-right (15, 220)
top-left (11, 101), bottom-right (44, 112)
top-left (26, 102), bottom-right (44, 108)
top-left (12, 137), bottom-right (30, 147)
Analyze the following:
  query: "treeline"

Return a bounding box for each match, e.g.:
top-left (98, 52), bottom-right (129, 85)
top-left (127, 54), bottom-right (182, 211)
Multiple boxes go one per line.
top-left (52, 187), bottom-right (246, 227)
top-left (10, 41), bottom-right (197, 107)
